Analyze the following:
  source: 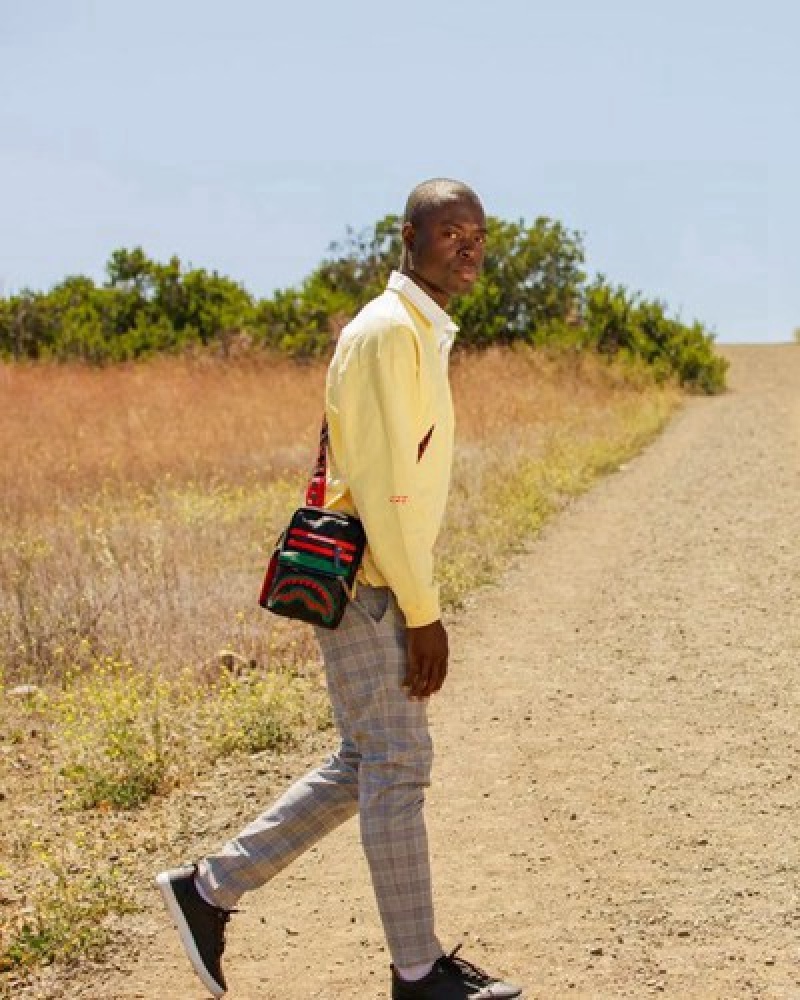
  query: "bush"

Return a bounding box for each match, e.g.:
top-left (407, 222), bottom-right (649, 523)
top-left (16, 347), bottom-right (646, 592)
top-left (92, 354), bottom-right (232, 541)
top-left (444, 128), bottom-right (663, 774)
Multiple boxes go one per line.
top-left (0, 219), bottom-right (727, 391)
top-left (584, 278), bottom-right (728, 393)
top-left (453, 217), bottom-right (586, 346)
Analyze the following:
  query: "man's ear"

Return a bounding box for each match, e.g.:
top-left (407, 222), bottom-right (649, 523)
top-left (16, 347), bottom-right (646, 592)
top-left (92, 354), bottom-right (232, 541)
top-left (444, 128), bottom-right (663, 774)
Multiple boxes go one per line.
top-left (401, 221), bottom-right (415, 251)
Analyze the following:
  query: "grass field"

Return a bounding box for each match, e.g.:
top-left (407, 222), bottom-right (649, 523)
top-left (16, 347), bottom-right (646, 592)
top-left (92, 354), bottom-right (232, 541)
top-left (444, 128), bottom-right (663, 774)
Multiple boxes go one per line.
top-left (0, 348), bottom-right (681, 980)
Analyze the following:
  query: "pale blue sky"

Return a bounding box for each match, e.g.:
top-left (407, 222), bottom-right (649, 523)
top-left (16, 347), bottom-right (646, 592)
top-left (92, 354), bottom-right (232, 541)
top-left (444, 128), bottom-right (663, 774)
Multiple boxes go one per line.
top-left (1, 0), bottom-right (797, 342)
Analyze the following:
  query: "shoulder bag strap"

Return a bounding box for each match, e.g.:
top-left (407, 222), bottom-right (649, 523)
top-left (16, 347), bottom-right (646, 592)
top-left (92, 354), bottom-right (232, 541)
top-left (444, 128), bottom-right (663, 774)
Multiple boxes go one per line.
top-left (304, 416), bottom-right (328, 507)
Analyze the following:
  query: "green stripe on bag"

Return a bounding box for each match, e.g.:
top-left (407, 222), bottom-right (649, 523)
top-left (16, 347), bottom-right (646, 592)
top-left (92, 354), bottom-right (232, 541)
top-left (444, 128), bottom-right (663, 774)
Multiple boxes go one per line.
top-left (278, 550), bottom-right (349, 577)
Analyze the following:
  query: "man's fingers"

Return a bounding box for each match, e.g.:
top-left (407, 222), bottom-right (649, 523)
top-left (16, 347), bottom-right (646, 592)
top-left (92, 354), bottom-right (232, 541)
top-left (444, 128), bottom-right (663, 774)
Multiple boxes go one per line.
top-left (417, 659), bottom-right (433, 697)
top-left (412, 657), bottom-right (446, 698)
top-left (428, 661), bottom-right (447, 695)
top-left (428, 661), bottom-right (447, 696)
top-left (411, 655), bottom-right (432, 698)
top-left (404, 651), bottom-right (426, 698)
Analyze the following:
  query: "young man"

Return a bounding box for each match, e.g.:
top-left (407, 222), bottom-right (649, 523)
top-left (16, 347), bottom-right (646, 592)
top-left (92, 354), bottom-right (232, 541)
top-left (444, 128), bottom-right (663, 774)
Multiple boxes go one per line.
top-left (156, 179), bottom-right (523, 999)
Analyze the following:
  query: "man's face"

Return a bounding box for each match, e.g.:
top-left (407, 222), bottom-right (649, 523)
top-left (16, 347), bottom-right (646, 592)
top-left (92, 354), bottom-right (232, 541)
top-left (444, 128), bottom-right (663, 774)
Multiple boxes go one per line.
top-left (404, 197), bottom-right (487, 304)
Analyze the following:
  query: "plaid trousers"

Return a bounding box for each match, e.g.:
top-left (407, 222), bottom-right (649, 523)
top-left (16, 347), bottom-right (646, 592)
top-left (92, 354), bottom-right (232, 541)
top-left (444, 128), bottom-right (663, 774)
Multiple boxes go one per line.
top-left (195, 585), bottom-right (443, 967)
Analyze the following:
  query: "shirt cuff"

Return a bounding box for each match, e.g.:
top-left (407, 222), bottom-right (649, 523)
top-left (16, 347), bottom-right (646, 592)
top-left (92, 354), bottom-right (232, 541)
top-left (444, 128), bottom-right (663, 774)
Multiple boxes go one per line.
top-left (399, 586), bottom-right (441, 628)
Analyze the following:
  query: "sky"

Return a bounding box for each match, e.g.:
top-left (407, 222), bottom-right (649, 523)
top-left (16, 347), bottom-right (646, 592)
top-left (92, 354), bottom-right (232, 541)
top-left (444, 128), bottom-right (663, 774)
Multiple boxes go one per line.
top-left (0, 0), bottom-right (797, 343)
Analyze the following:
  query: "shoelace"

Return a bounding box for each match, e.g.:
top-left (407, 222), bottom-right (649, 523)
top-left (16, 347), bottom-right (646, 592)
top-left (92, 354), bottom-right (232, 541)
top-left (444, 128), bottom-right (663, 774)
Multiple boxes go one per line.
top-left (212, 907), bottom-right (237, 958)
top-left (190, 863), bottom-right (238, 961)
top-left (440, 944), bottom-right (493, 986)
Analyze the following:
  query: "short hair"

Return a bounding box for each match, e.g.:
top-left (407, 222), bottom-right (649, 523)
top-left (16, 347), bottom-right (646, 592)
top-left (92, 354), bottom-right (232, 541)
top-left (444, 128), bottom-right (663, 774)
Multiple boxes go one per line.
top-left (403, 178), bottom-right (483, 229)
top-left (401, 178), bottom-right (483, 269)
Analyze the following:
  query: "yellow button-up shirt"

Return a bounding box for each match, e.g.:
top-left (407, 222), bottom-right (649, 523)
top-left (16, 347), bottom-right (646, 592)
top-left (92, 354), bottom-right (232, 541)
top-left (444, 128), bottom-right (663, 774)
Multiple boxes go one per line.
top-left (324, 271), bottom-right (457, 626)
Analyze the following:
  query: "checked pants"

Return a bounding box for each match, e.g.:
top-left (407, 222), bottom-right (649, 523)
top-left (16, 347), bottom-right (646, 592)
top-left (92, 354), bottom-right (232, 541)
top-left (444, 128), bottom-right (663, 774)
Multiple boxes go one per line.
top-left (195, 585), bottom-right (443, 967)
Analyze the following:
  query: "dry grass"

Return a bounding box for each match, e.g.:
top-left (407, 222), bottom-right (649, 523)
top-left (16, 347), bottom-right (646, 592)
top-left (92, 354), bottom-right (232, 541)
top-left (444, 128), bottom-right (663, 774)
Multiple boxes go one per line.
top-left (0, 348), bottom-right (653, 526)
top-left (0, 349), bottom-right (672, 684)
top-left (0, 347), bottom-right (682, 980)
top-left (0, 354), bottom-right (325, 679)
top-left (0, 354), bottom-right (322, 523)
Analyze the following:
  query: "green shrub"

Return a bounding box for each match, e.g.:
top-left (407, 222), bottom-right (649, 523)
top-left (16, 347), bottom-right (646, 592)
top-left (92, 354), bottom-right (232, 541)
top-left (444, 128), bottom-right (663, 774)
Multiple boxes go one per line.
top-left (0, 219), bottom-right (727, 391)
top-left (584, 278), bottom-right (727, 393)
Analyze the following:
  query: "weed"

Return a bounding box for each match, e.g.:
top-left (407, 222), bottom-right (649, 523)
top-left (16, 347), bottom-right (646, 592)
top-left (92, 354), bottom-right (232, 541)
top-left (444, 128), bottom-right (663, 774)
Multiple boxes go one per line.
top-left (202, 672), bottom-right (302, 760)
top-left (44, 657), bottom-right (329, 811)
top-left (50, 660), bottom-right (170, 810)
top-left (0, 850), bottom-right (134, 972)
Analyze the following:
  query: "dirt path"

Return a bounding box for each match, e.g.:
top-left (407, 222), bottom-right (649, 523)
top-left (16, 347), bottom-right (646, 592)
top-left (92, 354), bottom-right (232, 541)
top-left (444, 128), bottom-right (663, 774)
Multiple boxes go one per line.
top-left (46, 346), bottom-right (800, 998)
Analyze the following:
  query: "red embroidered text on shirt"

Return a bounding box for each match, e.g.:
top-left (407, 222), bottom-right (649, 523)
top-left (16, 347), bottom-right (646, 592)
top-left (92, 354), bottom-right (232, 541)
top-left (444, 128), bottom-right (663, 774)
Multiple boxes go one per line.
top-left (389, 495), bottom-right (409, 504)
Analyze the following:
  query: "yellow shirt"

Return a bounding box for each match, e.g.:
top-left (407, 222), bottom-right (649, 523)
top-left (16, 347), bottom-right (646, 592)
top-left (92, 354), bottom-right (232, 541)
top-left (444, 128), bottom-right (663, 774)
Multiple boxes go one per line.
top-left (324, 271), bottom-right (457, 627)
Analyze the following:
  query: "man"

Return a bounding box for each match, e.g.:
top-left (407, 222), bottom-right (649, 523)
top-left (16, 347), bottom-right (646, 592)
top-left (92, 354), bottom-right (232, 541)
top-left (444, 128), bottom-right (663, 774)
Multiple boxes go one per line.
top-left (156, 179), bottom-right (523, 999)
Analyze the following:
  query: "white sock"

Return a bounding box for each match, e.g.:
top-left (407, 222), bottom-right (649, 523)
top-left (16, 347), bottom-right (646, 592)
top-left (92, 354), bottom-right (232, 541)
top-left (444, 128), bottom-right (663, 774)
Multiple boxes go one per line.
top-left (193, 873), bottom-right (221, 909)
top-left (396, 961), bottom-right (435, 982)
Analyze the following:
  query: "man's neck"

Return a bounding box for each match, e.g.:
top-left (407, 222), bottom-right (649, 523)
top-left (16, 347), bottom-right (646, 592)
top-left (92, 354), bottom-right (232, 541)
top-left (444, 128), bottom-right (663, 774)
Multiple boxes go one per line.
top-left (400, 267), bottom-right (450, 310)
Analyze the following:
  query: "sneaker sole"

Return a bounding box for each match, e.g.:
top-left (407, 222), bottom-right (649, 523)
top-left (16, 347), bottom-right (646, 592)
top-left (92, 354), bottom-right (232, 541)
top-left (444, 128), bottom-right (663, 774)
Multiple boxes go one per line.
top-left (155, 870), bottom-right (226, 998)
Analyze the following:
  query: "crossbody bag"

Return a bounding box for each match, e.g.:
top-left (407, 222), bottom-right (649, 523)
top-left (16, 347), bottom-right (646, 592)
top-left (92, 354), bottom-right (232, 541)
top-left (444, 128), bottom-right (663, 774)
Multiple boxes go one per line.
top-left (258, 419), bottom-right (366, 629)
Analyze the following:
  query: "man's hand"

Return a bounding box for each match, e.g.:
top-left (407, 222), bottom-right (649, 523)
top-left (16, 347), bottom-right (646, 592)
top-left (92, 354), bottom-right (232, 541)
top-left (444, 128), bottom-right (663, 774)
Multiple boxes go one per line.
top-left (404, 620), bottom-right (449, 698)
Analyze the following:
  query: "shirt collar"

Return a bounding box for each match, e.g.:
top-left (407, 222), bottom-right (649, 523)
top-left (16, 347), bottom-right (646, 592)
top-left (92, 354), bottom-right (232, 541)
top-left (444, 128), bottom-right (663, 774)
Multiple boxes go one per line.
top-left (387, 271), bottom-right (459, 342)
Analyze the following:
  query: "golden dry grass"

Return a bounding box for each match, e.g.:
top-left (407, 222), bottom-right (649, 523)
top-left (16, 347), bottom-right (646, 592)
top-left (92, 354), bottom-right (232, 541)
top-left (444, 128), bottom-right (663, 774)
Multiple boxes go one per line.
top-left (0, 355), bottom-right (323, 524)
top-left (0, 348), bottom-right (650, 524)
top-left (0, 350), bottom-right (677, 683)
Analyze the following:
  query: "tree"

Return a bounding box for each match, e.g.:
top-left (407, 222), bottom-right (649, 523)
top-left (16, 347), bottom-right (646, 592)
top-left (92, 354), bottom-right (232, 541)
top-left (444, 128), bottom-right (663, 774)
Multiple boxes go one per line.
top-left (453, 217), bottom-right (586, 346)
top-left (0, 221), bottom-right (728, 391)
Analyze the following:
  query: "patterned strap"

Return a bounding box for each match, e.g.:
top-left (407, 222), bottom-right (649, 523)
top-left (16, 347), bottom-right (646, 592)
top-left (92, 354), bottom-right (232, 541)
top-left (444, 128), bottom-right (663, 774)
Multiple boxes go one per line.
top-left (304, 417), bottom-right (328, 507)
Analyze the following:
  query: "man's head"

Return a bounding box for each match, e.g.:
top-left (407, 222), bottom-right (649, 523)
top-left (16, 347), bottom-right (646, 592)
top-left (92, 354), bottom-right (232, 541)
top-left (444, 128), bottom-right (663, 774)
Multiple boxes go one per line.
top-left (400, 178), bottom-right (486, 308)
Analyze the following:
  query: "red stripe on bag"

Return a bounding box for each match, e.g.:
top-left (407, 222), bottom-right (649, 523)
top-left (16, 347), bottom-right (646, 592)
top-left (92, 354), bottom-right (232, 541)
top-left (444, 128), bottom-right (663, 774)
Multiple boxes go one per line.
top-left (286, 538), bottom-right (354, 562)
top-left (290, 528), bottom-right (358, 553)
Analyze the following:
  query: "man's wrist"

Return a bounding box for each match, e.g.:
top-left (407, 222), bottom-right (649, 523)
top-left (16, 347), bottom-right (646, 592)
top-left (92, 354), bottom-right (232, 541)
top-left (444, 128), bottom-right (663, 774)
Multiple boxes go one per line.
top-left (401, 595), bottom-right (441, 628)
top-left (407, 618), bottom-right (442, 631)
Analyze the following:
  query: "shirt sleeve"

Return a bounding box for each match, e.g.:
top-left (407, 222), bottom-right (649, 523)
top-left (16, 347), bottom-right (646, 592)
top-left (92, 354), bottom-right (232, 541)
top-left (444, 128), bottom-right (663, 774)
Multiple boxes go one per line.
top-left (332, 324), bottom-right (440, 627)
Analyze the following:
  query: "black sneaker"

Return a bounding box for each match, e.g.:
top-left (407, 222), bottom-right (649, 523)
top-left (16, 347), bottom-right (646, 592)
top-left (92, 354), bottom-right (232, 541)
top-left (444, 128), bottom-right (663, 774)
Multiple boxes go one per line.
top-left (391, 945), bottom-right (523, 999)
top-left (155, 865), bottom-right (232, 997)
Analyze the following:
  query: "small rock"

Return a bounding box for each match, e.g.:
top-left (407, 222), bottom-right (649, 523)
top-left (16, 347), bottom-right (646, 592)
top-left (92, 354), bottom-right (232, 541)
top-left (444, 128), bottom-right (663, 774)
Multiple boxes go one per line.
top-left (210, 650), bottom-right (256, 676)
top-left (8, 684), bottom-right (41, 699)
